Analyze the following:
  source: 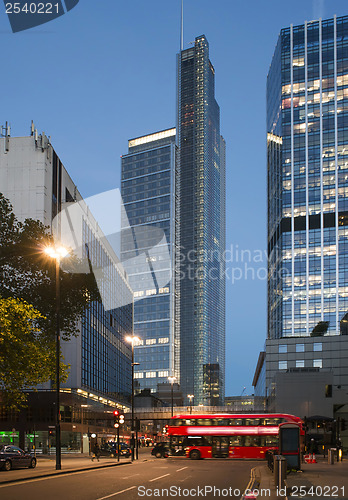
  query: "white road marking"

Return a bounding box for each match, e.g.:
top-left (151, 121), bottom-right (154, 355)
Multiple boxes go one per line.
top-left (176, 466), bottom-right (188, 472)
top-left (149, 473), bottom-right (170, 482)
top-left (121, 474), bottom-right (139, 479)
top-left (96, 485), bottom-right (136, 500)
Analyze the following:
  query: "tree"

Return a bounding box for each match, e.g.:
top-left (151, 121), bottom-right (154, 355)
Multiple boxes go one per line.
top-left (0, 193), bottom-right (100, 342)
top-left (0, 193), bottom-right (100, 407)
top-left (0, 297), bottom-right (68, 409)
top-left (311, 321), bottom-right (329, 337)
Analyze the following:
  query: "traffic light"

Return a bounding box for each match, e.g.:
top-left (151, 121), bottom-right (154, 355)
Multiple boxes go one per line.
top-left (119, 414), bottom-right (125, 425)
top-left (113, 410), bottom-right (119, 428)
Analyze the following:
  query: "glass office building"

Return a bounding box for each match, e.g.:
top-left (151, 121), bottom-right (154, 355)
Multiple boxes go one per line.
top-left (177, 35), bottom-right (226, 405)
top-left (121, 129), bottom-right (179, 394)
top-left (268, 15), bottom-right (348, 341)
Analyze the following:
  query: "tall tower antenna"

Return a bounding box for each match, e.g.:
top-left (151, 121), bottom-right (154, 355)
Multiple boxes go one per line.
top-left (180, 0), bottom-right (184, 51)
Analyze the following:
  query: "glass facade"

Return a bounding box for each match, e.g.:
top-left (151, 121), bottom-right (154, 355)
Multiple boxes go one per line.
top-left (80, 222), bottom-right (133, 403)
top-left (177, 35), bottom-right (226, 405)
top-left (121, 129), bottom-right (179, 393)
top-left (268, 15), bottom-right (348, 340)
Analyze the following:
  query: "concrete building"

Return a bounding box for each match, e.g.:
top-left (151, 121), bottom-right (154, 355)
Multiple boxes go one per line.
top-left (0, 123), bottom-right (133, 451)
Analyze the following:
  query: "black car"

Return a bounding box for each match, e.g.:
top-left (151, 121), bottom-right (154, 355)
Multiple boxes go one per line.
top-left (151, 442), bottom-right (170, 458)
top-left (99, 442), bottom-right (131, 458)
top-left (0, 445), bottom-right (36, 471)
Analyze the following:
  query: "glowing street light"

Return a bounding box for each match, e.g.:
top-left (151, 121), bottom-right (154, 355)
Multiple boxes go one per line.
top-left (168, 376), bottom-right (177, 418)
top-left (187, 394), bottom-right (194, 414)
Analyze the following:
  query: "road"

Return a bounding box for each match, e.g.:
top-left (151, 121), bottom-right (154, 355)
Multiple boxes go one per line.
top-left (0, 456), bottom-right (259, 500)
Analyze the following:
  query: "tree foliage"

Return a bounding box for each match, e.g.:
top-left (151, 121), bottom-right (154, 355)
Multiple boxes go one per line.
top-left (0, 193), bottom-right (100, 407)
top-left (0, 297), bottom-right (68, 409)
top-left (0, 193), bottom-right (100, 341)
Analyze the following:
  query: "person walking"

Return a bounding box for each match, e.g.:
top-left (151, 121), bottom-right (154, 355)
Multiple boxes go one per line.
top-left (92, 442), bottom-right (101, 462)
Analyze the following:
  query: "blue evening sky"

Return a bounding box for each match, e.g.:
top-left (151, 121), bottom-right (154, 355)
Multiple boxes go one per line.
top-left (1, 0), bottom-right (347, 396)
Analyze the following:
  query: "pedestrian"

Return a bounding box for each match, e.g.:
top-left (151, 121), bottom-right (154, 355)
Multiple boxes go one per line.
top-left (92, 442), bottom-right (101, 462)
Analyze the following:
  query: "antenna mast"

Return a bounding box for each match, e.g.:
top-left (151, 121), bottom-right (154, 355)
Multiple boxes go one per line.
top-left (180, 0), bottom-right (184, 51)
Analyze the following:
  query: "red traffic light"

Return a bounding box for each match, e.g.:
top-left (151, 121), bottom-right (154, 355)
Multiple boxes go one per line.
top-left (113, 410), bottom-right (119, 416)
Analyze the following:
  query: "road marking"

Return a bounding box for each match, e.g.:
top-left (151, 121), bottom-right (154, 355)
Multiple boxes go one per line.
top-left (176, 466), bottom-right (188, 472)
top-left (122, 474), bottom-right (139, 479)
top-left (96, 485), bottom-right (136, 499)
top-left (149, 473), bottom-right (170, 482)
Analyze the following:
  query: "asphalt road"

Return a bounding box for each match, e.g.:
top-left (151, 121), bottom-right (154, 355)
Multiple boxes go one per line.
top-left (0, 457), bottom-right (259, 500)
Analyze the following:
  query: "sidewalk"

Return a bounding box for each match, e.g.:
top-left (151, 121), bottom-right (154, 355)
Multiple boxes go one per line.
top-left (0, 454), bottom-right (132, 485)
top-left (258, 457), bottom-right (348, 499)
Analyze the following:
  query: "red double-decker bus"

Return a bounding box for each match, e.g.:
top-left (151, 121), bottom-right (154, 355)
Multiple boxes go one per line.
top-left (167, 413), bottom-right (303, 460)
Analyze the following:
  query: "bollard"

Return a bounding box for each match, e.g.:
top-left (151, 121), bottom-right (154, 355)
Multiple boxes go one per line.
top-left (274, 455), bottom-right (287, 489)
top-left (328, 448), bottom-right (334, 465)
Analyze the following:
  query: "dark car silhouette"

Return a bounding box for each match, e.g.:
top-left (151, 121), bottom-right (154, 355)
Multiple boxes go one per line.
top-left (0, 445), bottom-right (36, 471)
top-left (151, 442), bottom-right (170, 458)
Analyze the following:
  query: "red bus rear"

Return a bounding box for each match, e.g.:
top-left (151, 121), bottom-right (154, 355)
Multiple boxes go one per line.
top-left (167, 413), bottom-right (303, 460)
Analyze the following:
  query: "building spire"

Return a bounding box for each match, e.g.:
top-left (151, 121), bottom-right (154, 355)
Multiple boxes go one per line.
top-left (181, 0), bottom-right (184, 51)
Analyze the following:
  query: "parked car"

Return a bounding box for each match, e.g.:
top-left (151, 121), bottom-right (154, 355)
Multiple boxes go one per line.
top-left (151, 442), bottom-right (170, 458)
top-left (0, 445), bottom-right (36, 471)
top-left (100, 442), bottom-right (131, 458)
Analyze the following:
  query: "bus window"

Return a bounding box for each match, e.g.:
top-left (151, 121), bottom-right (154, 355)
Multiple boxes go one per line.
top-left (230, 436), bottom-right (243, 446)
top-left (244, 436), bottom-right (261, 447)
top-left (262, 436), bottom-right (278, 446)
top-left (212, 418), bottom-right (227, 426)
top-left (245, 419), bottom-right (260, 426)
top-left (195, 419), bottom-right (212, 426)
top-left (263, 418), bottom-right (281, 426)
top-left (229, 419), bottom-right (243, 426)
top-left (187, 436), bottom-right (210, 447)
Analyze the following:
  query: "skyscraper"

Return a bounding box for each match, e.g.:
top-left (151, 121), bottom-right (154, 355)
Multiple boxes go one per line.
top-left (261, 15), bottom-right (348, 413)
top-left (121, 129), bottom-right (179, 394)
top-left (177, 35), bottom-right (226, 405)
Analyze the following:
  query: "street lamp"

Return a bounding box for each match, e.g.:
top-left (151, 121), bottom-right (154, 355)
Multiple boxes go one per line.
top-left (44, 245), bottom-right (69, 471)
top-left (125, 335), bottom-right (140, 461)
top-left (168, 376), bottom-right (176, 418)
top-left (187, 394), bottom-right (194, 414)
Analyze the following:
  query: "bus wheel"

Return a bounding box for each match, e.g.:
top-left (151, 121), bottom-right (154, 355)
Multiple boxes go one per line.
top-left (189, 450), bottom-right (201, 460)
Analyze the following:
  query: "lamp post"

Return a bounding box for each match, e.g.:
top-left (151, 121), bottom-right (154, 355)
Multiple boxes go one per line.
top-left (125, 335), bottom-right (140, 461)
top-left (168, 376), bottom-right (176, 418)
top-left (187, 394), bottom-right (194, 414)
top-left (44, 245), bottom-right (69, 471)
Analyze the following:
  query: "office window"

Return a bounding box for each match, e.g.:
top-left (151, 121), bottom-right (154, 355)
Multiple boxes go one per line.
top-left (296, 360), bottom-right (305, 368)
top-left (279, 345), bottom-right (287, 353)
top-left (313, 359), bottom-right (322, 368)
top-left (146, 339), bottom-right (156, 345)
top-left (279, 361), bottom-right (288, 370)
top-left (313, 343), bottom-right (322, 352)
top-left (134, 372), bottom-right (144, 379)
top-left (145, 371), bottom-right (156, 378)
top-left (296, 344), bottom-right (305, 352)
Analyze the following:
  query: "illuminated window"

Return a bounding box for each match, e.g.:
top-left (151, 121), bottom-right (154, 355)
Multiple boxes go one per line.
top-left (296, 360), bottom-right (305, 368)
top-left (158, 337), bottom-right (169, 344)
top-left (159, 287), bottom-right (169, 294)
top-left (134, 291), bottom-right (144, 298)
top-left (279, 361), bottom-right (287, 370)
top-left (146, 372), bottom-right (156, 378)
top-left (146, 289), bottom-right (157, 296)
top-left (158, 371), bottom-right (169, 378)
top-left (146, 339), bottom-right (156, 345)
top-left (134, 372), bottom-right (144, 379)
top-left (313, 343), bottom-right (322, 352)
top-left (313, 359), bottom-right (322, 368)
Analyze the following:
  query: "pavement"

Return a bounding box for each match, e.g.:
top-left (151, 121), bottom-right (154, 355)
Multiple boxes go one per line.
top-left (0, 449), bottom-right (155, 484)
top-left (257, 456), bottom-right (348, 499)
